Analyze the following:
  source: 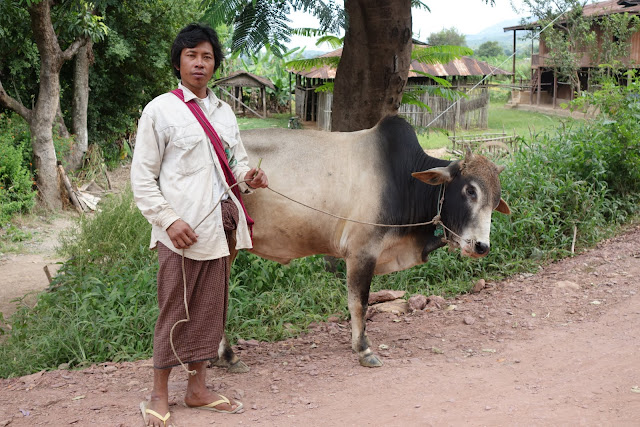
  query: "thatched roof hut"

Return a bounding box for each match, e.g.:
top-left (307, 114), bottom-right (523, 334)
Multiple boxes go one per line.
top-left (213, 71), bottom-right (275, 118)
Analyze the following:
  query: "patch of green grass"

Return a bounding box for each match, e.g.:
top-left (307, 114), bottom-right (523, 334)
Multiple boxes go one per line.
top-left (236, 113), bottom-right (291, 130)
top-left (416, 103), bottom-right (576, 152)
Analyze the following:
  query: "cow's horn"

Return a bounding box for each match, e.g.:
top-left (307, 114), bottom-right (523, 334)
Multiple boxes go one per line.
top-left (464, 146), bottom-right (474, 160)
top-left (496, 164), bottom-right (506, 174)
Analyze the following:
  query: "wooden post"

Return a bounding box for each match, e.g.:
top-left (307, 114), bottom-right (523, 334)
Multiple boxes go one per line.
top-left (530, 68), bottom-right (534, 104)
top-left (43, 265), bottom-right (53, 285)
top-left (58, 164), bottom-right (83, 214)
top-left (537, 68), bottom-right (541, 105)
top-left (262, 87), bottom-right (267, 118)
top-left (233, 86), bottom-right (238, 111)
top-left (553, 70), bottom-right (557, 109)
top-left (512, 30), bottom-right (516, 85)
top-left (289, 73), bottom-right (292, 116)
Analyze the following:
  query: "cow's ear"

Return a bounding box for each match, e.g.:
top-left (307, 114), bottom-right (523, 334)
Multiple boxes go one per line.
top-left (412, 167), bottom-right (452, 186)
top-left (495, 198), bottom-right (511, 215)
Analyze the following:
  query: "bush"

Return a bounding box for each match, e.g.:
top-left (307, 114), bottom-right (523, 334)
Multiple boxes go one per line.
top-left (0, 114), bottom-right (36, 224)
top-left (570, 79), bottom-right (640, 196)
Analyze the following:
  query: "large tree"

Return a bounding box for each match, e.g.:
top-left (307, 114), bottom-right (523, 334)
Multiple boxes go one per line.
top-left (331, 0), bottom-right (413, 131)
top-left (1, 0), bottom-right (195, 210)
top-left (0, 1), bottom-right (102, 210)
top-left (206, 1), bottom-right (495, 132)
top-left (75, 0), bottom-right (200, 158)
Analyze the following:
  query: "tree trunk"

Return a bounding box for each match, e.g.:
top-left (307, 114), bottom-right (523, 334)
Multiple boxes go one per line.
top-left (26, 1), bottom-right (86, 210)
top-left (29, 1), bottom-right (65, 210)
top-left (331, 0), bottom-right (412, 132)
top-left (69, 40), bottom-right (93, 170)
top-left (56, 98), bottom-right (71, 139)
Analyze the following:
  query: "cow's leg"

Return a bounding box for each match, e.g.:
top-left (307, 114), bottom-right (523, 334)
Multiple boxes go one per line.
top-left (209, 334), bottom-right (249, 373)
top-left (208, 232), bottom-right (249, 373)
top-left (346, 254), bottom-right (382, 368)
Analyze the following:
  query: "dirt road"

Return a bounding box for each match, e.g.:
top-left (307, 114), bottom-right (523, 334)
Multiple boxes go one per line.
top-left (0, 216), bottom-right (74, 319)
top-left (0, 222), bottom-right (639, 426)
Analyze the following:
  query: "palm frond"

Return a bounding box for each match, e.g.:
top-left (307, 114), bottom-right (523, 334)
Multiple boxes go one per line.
top-left (409, 71), bottom-right (452, 87)
top-left (401, 84), bottom-right (466, 108)
top-left (201, 0), bottom-right (247, 25)
top-left (423, 85), bottom-right (466, 101)
top-left (285, 55), bottom-right (340, 71)
top-left (314, 81), bottom-right (334, 93)
top-left (315, 34), bottom-right (343, 49)
top-left (202, 0), bottom-right (344, 56)
top-left (290, 27), bottom-right (328, 37)
top-left (401, 91), bottom-right (432, 110)
top-left (291, 0), bottom-right (345, 33)
top-left (412, 45), bottom-right (473, 65)
top-left (411, 0), bottom-right (430, 11)
top-left (230, 1), bottom-right (292, 56)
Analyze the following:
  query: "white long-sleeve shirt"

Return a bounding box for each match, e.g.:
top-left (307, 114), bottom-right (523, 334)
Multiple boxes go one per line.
top-left (131, 83), bottom-right (253, 260)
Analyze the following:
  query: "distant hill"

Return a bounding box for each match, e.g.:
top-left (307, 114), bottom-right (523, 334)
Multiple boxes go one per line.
top-left (465, 18), bottom-right (522, 51)
top-left (299, 49), bottom-right (330, 59)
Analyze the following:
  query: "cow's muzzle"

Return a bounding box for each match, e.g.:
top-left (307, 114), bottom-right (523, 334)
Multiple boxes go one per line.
top-left (462, 241), bottom-right (490, 258)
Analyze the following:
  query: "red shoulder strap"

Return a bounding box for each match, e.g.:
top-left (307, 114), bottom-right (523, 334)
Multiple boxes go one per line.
top-left (171, 89), bottom-right (254, 235)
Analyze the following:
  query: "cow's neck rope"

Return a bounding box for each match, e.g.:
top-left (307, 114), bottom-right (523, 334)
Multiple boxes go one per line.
top-left (171, 178), bottom-right (466, 376)
top-left (264, 184), bottom-right (467, 245)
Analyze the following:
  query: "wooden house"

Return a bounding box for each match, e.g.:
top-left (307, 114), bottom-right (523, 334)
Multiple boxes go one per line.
top-left (290, 46), bottom-right (510, 131)
top-left (504, 0), bottom-right (640, 108)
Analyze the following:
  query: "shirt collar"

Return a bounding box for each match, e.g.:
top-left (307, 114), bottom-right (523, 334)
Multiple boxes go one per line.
top-left (178, 82), bottom-right (221, 108)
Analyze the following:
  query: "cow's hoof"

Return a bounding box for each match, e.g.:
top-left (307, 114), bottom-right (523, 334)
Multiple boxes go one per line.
top-left (209, 358), bottom-right (250, 373)
top-left (359, 353), bottom-right (384, 368)
top-left (227, 359), bottom-right (250, 374)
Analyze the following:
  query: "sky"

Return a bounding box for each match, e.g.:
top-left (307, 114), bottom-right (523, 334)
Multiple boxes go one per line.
top-left (287, 0), bottom-right (530, 50)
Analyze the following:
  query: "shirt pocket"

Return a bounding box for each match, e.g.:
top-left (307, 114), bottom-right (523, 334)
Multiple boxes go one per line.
top-left (214, 123), bottom-right (239, 167)
top-left (172, 130), bottom-right (211, 176)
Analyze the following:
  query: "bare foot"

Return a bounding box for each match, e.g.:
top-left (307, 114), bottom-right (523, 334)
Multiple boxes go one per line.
top-left (184, 388), bottom-right (242, 413)
top-left (141, 397), bottom-right (171, 427)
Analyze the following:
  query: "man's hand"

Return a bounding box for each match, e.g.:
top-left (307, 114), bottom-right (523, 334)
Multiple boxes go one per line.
top-left (167, 219), bottom-right (198, 249)
top-left (244, 167), bottom-right (269, 189)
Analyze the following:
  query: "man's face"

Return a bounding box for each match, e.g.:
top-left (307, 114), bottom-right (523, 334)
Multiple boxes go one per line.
top-left (177, 41), bottom-right (215, 98)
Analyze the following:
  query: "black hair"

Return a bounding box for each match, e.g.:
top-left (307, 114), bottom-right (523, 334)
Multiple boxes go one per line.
top-left (170, 23), bottom-right (224, 79)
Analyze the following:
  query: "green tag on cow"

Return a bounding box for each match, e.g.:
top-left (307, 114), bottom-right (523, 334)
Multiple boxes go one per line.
top-left (434, 225), bottom-right (444, 237)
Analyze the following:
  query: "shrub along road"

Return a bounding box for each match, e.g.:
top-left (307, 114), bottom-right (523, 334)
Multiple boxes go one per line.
top-left (0, 222), bottom-right (638, 425)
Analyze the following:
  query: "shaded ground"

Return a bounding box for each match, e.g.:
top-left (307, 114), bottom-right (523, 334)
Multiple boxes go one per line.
top-left (0, 207), bottom-right (639, 425)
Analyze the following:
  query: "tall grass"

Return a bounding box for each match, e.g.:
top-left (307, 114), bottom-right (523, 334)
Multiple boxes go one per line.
top-left (0, 81), bottom-right (638, 378)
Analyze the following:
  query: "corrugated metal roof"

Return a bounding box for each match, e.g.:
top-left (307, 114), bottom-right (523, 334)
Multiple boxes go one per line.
top-left (408, 55), bottom-right (510, 77)
top-left (505, 0), bottom-right (640, 31)
top-left (291, 47), bottom-right (510, 79)
top-left (291, 49), bottom-right (341, 79)
top-left (585, 0), bottom-right (640, 16)
top-left (214, 70), bottom-right (276, 90)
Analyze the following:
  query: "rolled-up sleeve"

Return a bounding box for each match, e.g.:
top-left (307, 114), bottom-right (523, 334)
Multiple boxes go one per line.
top-left (130, 113), bottom-right (180, 230)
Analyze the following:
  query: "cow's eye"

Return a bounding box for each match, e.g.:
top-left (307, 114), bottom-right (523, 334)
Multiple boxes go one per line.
top-left (466, 186), bottom-right (477, 199)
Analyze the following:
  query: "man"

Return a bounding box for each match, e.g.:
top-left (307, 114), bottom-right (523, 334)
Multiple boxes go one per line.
top-left (131, 23), bottom-right (268, 427)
